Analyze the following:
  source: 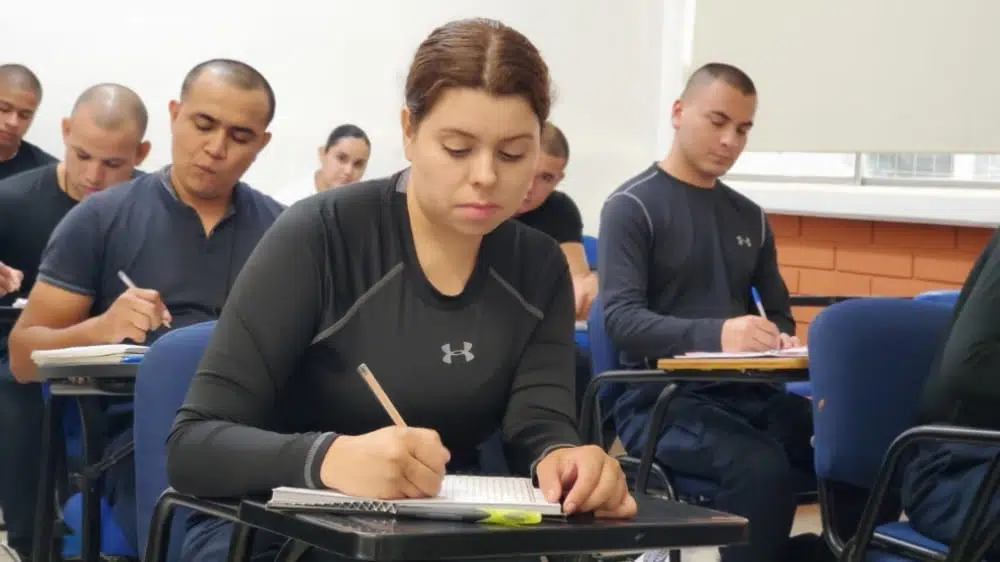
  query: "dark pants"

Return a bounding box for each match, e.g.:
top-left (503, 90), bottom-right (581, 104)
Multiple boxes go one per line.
top-left (0, 358), bottom-right (44, 557)
top-left (106, 425), bottom-right (138, 554)
top-left (643, 391), bottom-right (880, 562)
top-left (903, 442), bottom-right (1000, 557)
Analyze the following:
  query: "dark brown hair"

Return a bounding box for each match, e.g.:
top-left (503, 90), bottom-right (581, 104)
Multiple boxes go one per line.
top-left (682, 62), bottom-right (756, 99)
top-left (405, 18), bottom-right (551, 127)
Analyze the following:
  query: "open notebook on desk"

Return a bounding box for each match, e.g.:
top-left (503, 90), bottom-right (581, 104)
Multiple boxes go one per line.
top-left (267, 474), bottom-right (563, 516)
top-left (676, 346), bottom-right (808, 359)
top-left (31, 344), bottom-right (149, 366)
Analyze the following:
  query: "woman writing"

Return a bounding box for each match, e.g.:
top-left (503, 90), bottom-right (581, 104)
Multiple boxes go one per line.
top-left (167, 17), bottom-right (636, 562)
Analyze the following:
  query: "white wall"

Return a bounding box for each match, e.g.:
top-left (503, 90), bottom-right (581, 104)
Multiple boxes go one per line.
top-left (4, 0), bottom-right (688, 234)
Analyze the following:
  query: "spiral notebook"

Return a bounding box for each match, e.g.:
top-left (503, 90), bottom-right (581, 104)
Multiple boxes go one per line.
top-left (267, 475), bottom-right (563, 516)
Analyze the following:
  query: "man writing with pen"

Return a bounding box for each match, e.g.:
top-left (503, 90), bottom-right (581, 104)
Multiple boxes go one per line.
top-left (6, 59), bottom-right (284, 555)
top-left (596, 63), bottom-right (873, 562)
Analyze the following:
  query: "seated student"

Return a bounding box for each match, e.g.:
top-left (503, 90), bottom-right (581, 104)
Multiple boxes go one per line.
top-left (275, 124), bottom-right (371, 205)
top-left (514, 122), bottom-right (596, 320)
top-left (167, 18), bottom-right (636, 562)
top-left (598, 63), bottom-right (881, 562)
top-left (7, 59), bottom-right (284, 552)
top-left (512, 122), bottom-right (594, 417)
top-left (903, 227), bottom-right (1000, 557)
top-left (0, 82), bottom-right (150, 562)
top-left (0, 63), bottom-right (56, 180)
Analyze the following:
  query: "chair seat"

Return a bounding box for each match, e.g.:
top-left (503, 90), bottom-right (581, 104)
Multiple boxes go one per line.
top-left (785, 381), bottom-right (813, 398)
top-left (864, 521), bottom-right (951, 562)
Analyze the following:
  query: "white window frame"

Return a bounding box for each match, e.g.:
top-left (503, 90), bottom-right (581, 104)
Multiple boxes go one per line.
top-left (724, 154), bottom-right (1000, 228)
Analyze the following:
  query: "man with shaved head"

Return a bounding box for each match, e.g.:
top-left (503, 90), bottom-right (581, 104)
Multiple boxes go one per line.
top-left (598, 63), bottom-right (887, 561)
top-left (0, 63), bottom-right (56, 180)
top-left (0, 82), bottom-right (149, 561)
top-left (8, 59), bottom-right (282, 554)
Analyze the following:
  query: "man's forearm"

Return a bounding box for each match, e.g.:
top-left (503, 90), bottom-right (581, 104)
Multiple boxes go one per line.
top-left (9, 316), bottom-right (106, 382)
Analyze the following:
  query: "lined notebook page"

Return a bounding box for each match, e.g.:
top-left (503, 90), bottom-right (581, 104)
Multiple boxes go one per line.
top-left (269, 475), bottom-right (562, 514)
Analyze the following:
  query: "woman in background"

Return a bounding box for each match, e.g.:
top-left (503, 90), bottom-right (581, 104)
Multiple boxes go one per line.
top-left (276, 124), bottom-right (370, 206)
top-left (315, 124), bottom-right (370, 190)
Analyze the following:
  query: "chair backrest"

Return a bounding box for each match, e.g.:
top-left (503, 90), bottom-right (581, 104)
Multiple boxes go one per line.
top-left (133, 321), bottom-right (216, 562)
top-left (913, 289), bottom-right (961, 308)
top-left (587, 297), bottom-right (626, 416)
top-left (582, 235), bottom-right (598, 270)
top-left (808, 298), bottom-right (953, 488)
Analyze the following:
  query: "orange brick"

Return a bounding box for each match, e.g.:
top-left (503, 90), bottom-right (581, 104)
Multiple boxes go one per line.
top-left (871, 276), bottom-right (961, 297)
top-left (835, 247), bottom-right (913, 278)
top-left (872, 222), bottom-right (957, 249)
top-left (801, 217), bottom-right (873, 245)
top-left (792, 306), bottom-right (820, 324)
top-left (913, 252), bottom-right (978, 284)
top-left (780, 266), bottom-right (801, 293)
top-left (796, 322), bottom-right (810, 343)
top-left (776, 242), bottom-right (835, 269)
top-left (956, 227), bottom-right (994, 253)
top-left (768, 214), bottom-right (802, 239)
top-left (798, 269), bottom-right (871, 296)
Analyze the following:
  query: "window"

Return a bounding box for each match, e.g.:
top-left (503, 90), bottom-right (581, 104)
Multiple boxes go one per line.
top-left (727, 152), bottom-right (1000, 185)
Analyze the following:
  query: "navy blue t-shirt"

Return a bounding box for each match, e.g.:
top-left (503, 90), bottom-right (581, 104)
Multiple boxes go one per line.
top-left (37, 167), bottom-right (284, 338)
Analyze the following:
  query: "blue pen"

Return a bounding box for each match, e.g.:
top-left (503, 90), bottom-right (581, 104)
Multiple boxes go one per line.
top-left (120, 355), bottom-right (143, 364)
top-left (750, 287), bottom-right (768, 320)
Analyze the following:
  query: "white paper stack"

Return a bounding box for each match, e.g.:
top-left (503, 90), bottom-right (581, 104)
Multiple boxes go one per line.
top-left (31, 344), bottom-right (149, 366)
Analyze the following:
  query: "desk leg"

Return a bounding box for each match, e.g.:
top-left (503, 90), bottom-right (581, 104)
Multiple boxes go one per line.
top-left (635, 384), bottom-right (678, 493)
top-left (77, 397), bottom-right (104, 562)
top-left (226, 523), bottom-right (256, 562)
top-left (31, 395), bottom-right (60, 562)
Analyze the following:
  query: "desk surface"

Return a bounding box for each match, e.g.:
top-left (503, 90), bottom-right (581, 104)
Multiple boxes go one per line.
top-left (37, 363), bottom-right (139, 381)
top-left (657, 356), bottom-right (808, 371)
top-left (237, 495), bottom-right (747, 561)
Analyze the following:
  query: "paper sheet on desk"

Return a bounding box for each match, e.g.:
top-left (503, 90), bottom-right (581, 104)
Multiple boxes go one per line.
top-left (678, 346), bottom-right (808, 359)
top-left (13, 298), bottom-right (27, 309)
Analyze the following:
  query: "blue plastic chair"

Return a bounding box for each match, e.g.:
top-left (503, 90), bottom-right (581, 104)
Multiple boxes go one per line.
top-left (584, 298), bottom-right (714, 503)
top-left (133, 321), bottom-right (217, 562)
top-left (913, 289), bottom-right (960, 308)
top-left (582, 235), bottom-right (598, 270)
top-left (38, 382), bottom-right (137, 560)
top-left (808, 297), bottom-right (967, 560)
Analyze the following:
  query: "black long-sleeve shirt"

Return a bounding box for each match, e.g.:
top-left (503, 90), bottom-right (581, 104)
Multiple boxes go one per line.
top-left (167, 171), bottom-right (582, 498)
top-left (596, 165), bottom-right (794, 440)
top-left (920, 227), bottom-right (1000, 430)
top-left (598, 164), bottom-right (793, 363)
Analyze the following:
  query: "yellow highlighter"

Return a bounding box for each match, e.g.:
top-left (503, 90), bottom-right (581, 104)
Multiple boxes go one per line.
top-left (393, 505), bottom-right (544, 526)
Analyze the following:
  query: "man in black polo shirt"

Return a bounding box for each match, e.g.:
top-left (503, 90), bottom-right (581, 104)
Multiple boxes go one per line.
top-left (8, 59), bottom-right (283, 553)
top-left (0, 82), bottom-right (150, 560)
top-left (0, 64), bottom-right (56, 180)
top-left (514, 122), bottom-right (596, 320)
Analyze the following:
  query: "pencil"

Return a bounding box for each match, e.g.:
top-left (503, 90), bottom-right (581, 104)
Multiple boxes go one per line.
top-left (117, 270), bottom-right (172, 329)
top-left (357, 363), bottom-right (407, 426)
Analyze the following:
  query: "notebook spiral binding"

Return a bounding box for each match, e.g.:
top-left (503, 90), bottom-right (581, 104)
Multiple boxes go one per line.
top-left (276, 499), bottom-right (400, 515)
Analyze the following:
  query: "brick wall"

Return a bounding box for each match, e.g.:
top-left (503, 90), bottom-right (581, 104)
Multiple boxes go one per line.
top-left (771, 215), bottom-right (994, 339)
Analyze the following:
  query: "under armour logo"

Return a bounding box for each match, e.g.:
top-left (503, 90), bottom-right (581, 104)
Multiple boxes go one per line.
top-left (441, 342), bottom-right (475, 364)
top-left (736, 235), bottom-right (752, 247)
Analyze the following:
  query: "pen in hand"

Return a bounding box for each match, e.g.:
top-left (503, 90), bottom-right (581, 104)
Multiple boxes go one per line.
top-left (117, 270), bottom-right (172, 329)
top-left (750, 286), bottom-right (767, 320)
